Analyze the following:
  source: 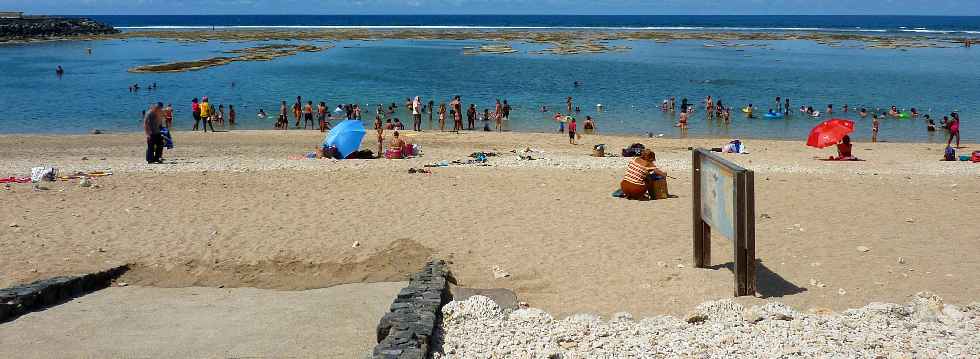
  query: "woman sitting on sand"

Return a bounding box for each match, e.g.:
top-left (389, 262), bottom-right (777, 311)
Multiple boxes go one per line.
top-left (620, 149), bottom-right (668, 200)
top-left (832, 135), bottom-right (859, 161)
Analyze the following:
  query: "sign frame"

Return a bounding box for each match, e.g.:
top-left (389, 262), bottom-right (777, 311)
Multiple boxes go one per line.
top-left (692, 148), bottom-right (756, 296)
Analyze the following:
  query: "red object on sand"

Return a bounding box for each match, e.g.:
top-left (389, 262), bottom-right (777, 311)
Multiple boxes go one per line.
top-left (807, 119), bottom-right (855, 148)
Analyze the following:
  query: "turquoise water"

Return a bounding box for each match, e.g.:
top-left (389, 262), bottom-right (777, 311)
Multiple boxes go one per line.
top-left (0, 35), bottom-right (976, 142)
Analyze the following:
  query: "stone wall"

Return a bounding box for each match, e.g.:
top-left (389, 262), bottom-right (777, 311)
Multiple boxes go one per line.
top-left (373, 260), bottom-right (453, 359)
top-left (0, 17), bottom-right (118, 40)
top-left (0, 265), bottom-right (128, 323)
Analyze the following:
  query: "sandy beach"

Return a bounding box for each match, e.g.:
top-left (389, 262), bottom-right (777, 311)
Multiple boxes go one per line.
top-left (1, 129), bottom-right (978, 318)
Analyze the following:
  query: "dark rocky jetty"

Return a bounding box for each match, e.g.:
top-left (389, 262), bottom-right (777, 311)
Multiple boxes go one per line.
top-left (0, 16), bottom-right (118, 41)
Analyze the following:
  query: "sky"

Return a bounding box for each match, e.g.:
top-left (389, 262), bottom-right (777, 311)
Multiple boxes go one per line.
top-left (3, 0), bottom-right (980, 16)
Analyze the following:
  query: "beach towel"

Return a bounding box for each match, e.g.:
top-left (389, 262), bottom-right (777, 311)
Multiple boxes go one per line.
top-left (0, 177), bottom-right (32, 184)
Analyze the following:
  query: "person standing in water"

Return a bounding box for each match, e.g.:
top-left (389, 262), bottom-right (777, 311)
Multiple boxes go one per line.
top-left (228, 105), bottom-right (236, 126)
top-left (871, 114), bottom-right (880, 143)
top-left (293, 96), bottom-right (302, 128)
top-left (412, 96), bottom-right (422, 132)
top-left (278, 101), bottom-right (288, 130)
top-left (191, 98), bottom-right (201, 131)
top-left (199, 97), bottom-right (215, 132)
top-left (303, 101), bottom-right (314, 129)
top-left (494, 99), bottom-right (503, 132)
top-left (568, 116), bottom-right (577, 145)
top-left (775, 96), bottom-right (782, 113)
top-left (467, 104), bottom-right (477, 130)
top-left (437, 103), bottom-right (446, 131)
top-left (947, 112), bottom-right (961, 148)
top-left (163, 103), bottom-right (174, 129)
top-left (566, 96), bottom-right (573, 113)
top-left (451, 96), bottom-right (463, 132)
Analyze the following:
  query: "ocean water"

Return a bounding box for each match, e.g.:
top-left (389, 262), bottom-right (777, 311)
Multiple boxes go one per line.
top-left (0, 15), bottom-right (977, 142)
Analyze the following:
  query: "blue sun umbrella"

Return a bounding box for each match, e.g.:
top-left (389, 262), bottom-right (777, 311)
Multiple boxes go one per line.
top-left (322, 120), bottom-right (366, 159)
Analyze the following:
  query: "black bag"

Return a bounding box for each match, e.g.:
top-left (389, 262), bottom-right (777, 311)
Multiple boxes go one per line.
top-left (622, 143), bottom-right (645, 157)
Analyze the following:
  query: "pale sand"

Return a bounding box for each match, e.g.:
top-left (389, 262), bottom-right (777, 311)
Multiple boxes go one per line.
top-left (0, 282), bottom-right (405, 358)
top-left (1, 130), bottom-right (978, 318)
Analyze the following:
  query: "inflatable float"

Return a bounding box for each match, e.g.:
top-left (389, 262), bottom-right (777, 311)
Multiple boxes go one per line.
top-left (763, 112), bottom-right (784, 119)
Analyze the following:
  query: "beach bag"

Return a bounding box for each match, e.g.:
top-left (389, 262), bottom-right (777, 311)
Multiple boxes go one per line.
top-left (944, 146), bottom-right (956, 161)
top-left (972, 151), bottom-right (980, 163)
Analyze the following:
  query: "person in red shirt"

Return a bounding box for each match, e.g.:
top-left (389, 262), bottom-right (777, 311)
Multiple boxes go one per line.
top-left (568, 117), bottom-right (577, 145)
top-left (191, 98), bottom-right (201, 131)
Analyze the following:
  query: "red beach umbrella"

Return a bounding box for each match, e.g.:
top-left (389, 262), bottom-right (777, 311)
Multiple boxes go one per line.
top-left (807, 119), bottom-right (855, 148)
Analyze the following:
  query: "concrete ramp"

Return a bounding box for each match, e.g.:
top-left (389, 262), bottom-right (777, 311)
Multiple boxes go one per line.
top-left (0, 283), bottom-right (405, 358)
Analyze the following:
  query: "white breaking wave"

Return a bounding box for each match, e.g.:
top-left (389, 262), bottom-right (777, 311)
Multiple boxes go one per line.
top-left (113, 25), bottom-right (975, 34)
top-left (115, 25), bottom-right (887, 32)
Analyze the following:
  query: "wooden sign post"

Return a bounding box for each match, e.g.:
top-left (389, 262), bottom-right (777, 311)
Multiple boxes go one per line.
top-left (692, 148), bottom-right (756, 296)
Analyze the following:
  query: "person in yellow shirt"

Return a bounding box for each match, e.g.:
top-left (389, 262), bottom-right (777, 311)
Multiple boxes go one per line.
top-left (199, 96), bottom-right (215, 132)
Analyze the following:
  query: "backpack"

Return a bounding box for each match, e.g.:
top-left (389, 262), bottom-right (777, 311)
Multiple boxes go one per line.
top-left (944, 146), bottom-right (956, 161)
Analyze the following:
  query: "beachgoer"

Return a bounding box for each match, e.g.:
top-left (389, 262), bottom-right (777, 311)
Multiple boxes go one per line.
top-left (438, 103), bottom-right (446, 131)
top-left (826, 104), bottom-right (833, 115)
top-left (316, 102), bottom-right (327, 132)
top-left (926, 115), bottom-right (937, 132)
top-left (775, 96), bottom-right (781, 113)
top-left (834, 135), bottom-right (856, 160)
top-left (494, 99), bottom-right (503, 132)
top-left (483, 109), bottom-right (491, 131)
top-left (373, 115), bottom-right (384, 156)
top-left (554, 112), bottom-right (565, 133)
top-left (677, 109), bottom-right (688, 128)
top-left (889, 106), bottom-right (900, 118)
top-left (706, 96), bottom-right (714, 118)
top-left (872, 114), bottom-right (880, 143)
top-left (502, 100), bottom-right (511, 123)
top-left (191, 98), bottom-right (201, 131)
top-left (843, 104), bottom-right (849, 113)
top-left (784, 98), bottom-right (790, 114)
top-left (303, 101), bottom-right (314, 129)
top-left (144, 102), bottom-right (165, 164)
top-left (228, 105), bottom-right (236, 126)
top-left (947, 112), bottom-right (961, 148)
top-left (467, 104), bottom-right (477, 130)
top-left (427, 100), bottom-right (434, 129)
top-left (568, 117), bottom-right (577, 144)
top-left (354, 104), bottom-right (362, 120)
top-left (293, 96), bottom-right (302, 127)
top-left (566, 96), bottom-right (573, 113)
top-left (583, 116), bottom-right (596, 133)
top-left (859, 108), bottom-right (868, 118)
top-left (163, 103), bottom-right (174, 128)
top-left (412, 96), bottom-right (422, 132)
top-left (452, 96), bottom-right (463, 132)
top-left (910, 107), bottom-right (919, 118)
top-left (56, 65), bottom-right (64, 76)
top-left (278, 101), bottom-right (288, 130)
top-left (199, 97), bottom-right (215, 132)
top-left (620, 149), bottom-right (668, 200)
top-left (389, 131), bottom-right (405, 153)
top-left (395, 119), bottom-right (405, 130)
top-left (257, 109), bottom-right (267, 120)
top-left (669, 97), bottom-right (676, 112)
top-left (216, 104), bottom-right (225, 126)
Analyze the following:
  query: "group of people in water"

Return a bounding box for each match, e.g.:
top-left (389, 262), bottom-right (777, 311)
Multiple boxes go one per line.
top-left (189, 97), bottom-right (235, 131)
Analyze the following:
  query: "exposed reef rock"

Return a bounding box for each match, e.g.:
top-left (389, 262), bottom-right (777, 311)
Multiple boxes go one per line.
top-left (128, 44), bottom-right (325, 73)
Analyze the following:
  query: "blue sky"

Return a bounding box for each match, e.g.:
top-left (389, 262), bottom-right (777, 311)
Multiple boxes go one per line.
top-left (4, 0), bottom-right (980, 15)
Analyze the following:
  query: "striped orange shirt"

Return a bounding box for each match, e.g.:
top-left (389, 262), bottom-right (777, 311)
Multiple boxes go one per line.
top-left (624, 158), bottom-right (653, 185)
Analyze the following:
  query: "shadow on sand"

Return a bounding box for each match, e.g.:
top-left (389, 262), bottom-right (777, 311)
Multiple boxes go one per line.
top-left (707, 259), bottom-right (807, 298)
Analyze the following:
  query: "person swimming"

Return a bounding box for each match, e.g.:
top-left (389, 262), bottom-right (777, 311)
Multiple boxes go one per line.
top-left (859, 108), bottom-right (868, 118)
top-left (926, 115), bottom-right (936, 132)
